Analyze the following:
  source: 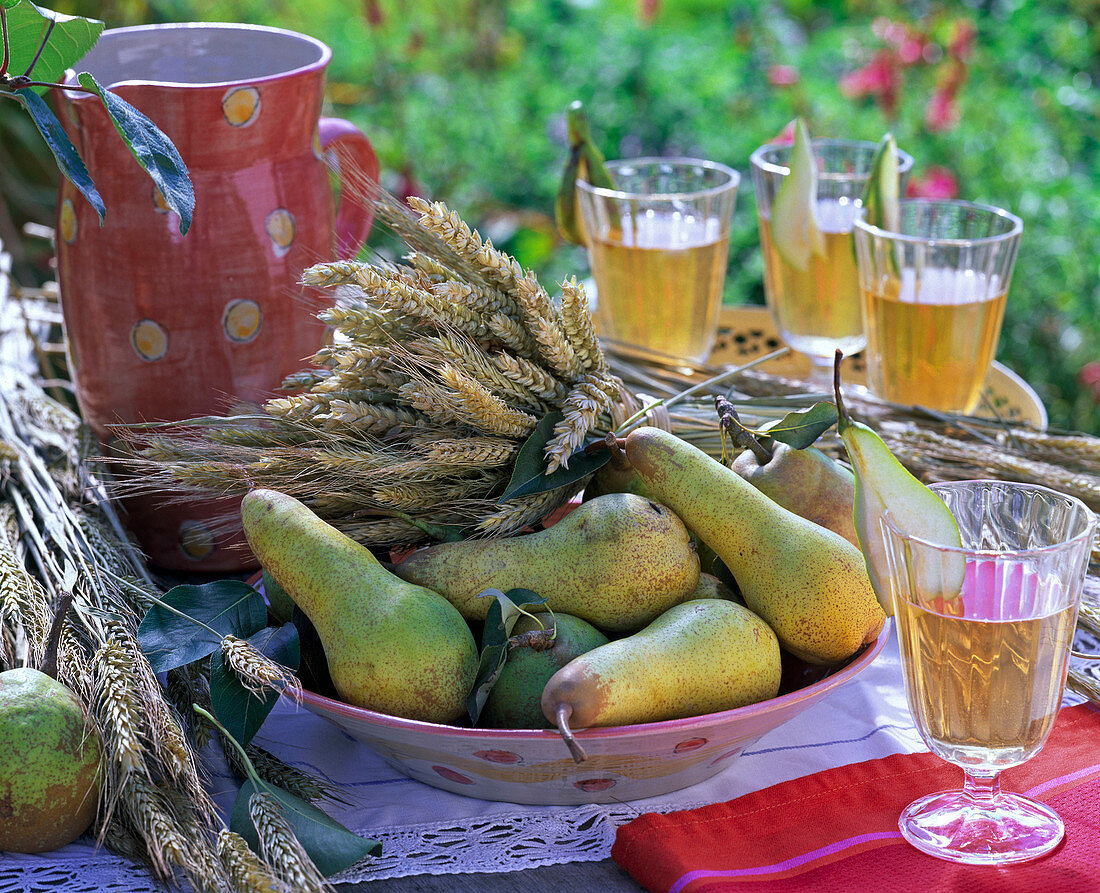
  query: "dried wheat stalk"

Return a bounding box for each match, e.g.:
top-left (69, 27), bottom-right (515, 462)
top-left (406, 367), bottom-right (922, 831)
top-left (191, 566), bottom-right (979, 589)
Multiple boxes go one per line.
top-left (112, 179), bottom-right (635, 548)
top-left (0, 362), bottom-right (341, 891)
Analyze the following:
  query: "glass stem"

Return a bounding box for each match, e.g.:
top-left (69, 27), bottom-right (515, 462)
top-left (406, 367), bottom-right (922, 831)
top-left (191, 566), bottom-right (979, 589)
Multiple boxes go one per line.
top-left (962, 768), bottom-right (1002, 805)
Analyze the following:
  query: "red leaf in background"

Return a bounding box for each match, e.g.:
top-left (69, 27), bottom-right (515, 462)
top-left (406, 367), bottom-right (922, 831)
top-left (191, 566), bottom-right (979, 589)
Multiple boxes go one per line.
top-left (1079, 362), bottom-right (1100, 404)
top-left (638, 0), bottom-right (661, 24)
top-left (905, 165), bottom-right (959, 199)
top-left (839, 49), bottom-right (900, 118)
top-left (767, 65), bottom-right (800, 87)
top-left (948, 20), bottom-right (977, 61)
top-left (924, 88), bottom-right (960, 132)
top-left (363, 0), bottom-right (385, 27)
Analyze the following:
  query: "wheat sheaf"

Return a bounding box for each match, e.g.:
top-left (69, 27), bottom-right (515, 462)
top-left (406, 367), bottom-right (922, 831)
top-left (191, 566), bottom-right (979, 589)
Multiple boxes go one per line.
top-left (120, 179), bottom-right (642, 548)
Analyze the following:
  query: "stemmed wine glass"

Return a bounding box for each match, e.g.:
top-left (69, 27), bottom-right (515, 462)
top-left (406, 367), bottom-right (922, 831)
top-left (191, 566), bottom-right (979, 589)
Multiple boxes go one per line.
top-left (881, 480), bottom-right (1096, 864)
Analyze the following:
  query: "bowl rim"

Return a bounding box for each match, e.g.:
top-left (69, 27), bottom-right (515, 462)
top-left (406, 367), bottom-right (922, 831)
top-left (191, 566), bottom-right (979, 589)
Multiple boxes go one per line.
top-left (296, 619), bottom-right (893, 740)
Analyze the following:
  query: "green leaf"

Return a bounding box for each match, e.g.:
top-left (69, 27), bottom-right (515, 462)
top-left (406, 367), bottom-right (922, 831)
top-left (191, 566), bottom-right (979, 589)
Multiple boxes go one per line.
top-left (138, 580), bottom-right (268, 673)
top-left (758, 402), bottom-right (839, 450)
top-left (3, 2), bottom-right (102, 89)
top-left (231, 779), bottom-right (380, 877)
top-left (210, 623), bottom-right (300, 748)
top-left (11, 88), bottom-right (105, 222)
top-left (466, 588), bottom-right (546, 724)
top-left (76, 72), bottom-right (195, 234)
top-left (502, 410), bottom-right (610, 500)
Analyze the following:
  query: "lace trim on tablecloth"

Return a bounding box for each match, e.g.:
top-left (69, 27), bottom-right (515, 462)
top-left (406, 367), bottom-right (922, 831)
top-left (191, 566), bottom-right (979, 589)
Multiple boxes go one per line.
top-left (0, 797), bottom-right (708, 890)
top-left (331, 797), bottom-right (712, 883)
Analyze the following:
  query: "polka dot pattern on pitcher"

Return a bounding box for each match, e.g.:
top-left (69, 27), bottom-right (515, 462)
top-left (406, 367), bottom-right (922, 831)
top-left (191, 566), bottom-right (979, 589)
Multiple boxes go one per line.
top-left (59, 199), bottom-right (77, 244)
top-left (178, 520), bottom-right (215, 561)
top-left (265, 209), bottom-right (296, 257)
top-left (221, 86), bottom-right (261, 127)
top-left (223, 299), bottom-right (262, 343)
top-left (131, 319), bottom-right (169, 362)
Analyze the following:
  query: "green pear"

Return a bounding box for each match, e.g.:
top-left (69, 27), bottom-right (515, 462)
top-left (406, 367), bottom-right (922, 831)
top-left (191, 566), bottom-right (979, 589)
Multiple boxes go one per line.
top-left (262, 567), bottom-right (296, 626)
top-left (241, 489), bottom-right (478, 724)
top-left (0, 667), bottom-right (102, 853)
top-left (391, 492), bottom-right (700, 634)
top-left (482, 613), bottom-right (609, 729)
top-left (688, 571), bottom-right (743, 604)
top-left (542, 599), bottom-right (781, 760)
top-left (833, 362), bottom-right (964, 615)
top-left (582, 435), bottom-right (652, 502)
top-left (731, 442), bottom-right (859, 547)
top-left (624, 426), bottom-right (885, 665)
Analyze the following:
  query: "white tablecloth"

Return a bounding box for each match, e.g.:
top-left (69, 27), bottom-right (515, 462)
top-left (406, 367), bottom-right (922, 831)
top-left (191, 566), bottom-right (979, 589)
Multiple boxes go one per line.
top-left (2, 626), bottom-right (1089, 890)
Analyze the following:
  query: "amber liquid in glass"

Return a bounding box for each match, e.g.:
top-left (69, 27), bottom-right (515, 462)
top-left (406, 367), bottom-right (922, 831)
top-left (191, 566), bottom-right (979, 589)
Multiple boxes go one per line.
top-left (758, 199), bottom-right (864, 362)
top-left (895, 593), bottom-right (1076, 770)
top-left (862, 267), bottom-right (1008, 413)
top-left (589, 210), bottom-right (728, 363)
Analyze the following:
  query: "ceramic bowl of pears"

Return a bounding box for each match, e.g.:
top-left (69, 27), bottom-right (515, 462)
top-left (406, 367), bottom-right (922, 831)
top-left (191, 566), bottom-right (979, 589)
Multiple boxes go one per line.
top-left (296, 627), bottom-right (889, 806)
top-left (251, 423), bottom-right (896, 806)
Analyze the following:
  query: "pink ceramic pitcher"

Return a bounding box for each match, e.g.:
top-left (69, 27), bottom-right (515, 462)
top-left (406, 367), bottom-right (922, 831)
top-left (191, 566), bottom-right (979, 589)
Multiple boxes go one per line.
top-left (52, 23), bottom-right (379, 571)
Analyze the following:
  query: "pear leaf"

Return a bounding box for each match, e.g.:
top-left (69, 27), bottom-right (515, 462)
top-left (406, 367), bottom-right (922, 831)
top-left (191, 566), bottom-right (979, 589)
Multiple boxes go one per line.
top-left (466, 588), bottom-right (547, 724)
top-left (76, 73), bottom-right (194, 234)
top-left (757, 402), bottom-right (839, 451)
top-left (138, 580), bottom-right (268, 673)
top-left (11, 88), bottom-right (105, 223)
top-left (503, 411), bottom-right (610, 500)
top-left (231, 779), bottom-right (380, 877)
top-left (210, 623), bottom-right (300, 748)
top-left (2, 3), bottom-right (102, 90)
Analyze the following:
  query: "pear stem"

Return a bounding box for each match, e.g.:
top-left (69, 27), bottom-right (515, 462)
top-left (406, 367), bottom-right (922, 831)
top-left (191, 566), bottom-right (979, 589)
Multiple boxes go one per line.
top-left (833, 349), bottom-right (852, 430)
top-left (604, 433), bottom-right (633, 472)
top-left (39, 591), bottom-right (73, 680)
top-left (554, 703), bottom-right (587, 763)
top-left (714, 396), bottom-right (772, 463)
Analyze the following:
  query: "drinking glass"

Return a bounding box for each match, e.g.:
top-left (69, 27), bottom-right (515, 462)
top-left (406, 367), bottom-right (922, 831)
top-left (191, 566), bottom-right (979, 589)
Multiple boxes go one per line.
top-left (575, 158), bottom-right (740, 365)
top-left (882, 480), bottom-right (1096, 865)
top-left (749, 139), bottom-right (913, 387)
top-left (853, 199), bottom-right (1023, 414)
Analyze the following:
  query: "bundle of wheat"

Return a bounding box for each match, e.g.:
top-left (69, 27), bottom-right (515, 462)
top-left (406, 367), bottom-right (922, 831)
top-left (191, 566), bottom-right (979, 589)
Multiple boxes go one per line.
top-left (117, 189), bottom-right (646, 549)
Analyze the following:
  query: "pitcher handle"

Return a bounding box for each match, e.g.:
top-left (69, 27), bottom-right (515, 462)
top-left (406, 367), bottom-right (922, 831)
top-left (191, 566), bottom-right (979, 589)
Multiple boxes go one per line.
top-left (319, 117), bottom-right (380, 260)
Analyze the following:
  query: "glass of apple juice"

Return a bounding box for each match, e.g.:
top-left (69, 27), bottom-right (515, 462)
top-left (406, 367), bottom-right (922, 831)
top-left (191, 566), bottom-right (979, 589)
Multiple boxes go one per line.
top-left (853, 199), bottom-right (1023, 414)
top-left (574, 158), bottom-right (740, 365)
top-left (881, 480), bottom-right (1096, 865)
top-left (749, 138), bottom-right (913, 388)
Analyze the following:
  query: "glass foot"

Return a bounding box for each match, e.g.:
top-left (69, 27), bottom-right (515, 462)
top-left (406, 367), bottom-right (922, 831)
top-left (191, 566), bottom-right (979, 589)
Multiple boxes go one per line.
top-left (899, 789), bottom-right (1064, 865)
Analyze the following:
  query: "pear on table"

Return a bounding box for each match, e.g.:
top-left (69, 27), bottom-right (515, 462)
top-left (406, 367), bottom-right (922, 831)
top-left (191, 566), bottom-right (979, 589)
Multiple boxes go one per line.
top-left (833, 353), bottom-right (965, 615)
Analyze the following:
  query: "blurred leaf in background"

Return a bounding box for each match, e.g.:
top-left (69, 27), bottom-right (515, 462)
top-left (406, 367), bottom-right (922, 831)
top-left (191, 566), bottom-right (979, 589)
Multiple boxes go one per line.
top-left (1, 0), bottom-right (1097, 434)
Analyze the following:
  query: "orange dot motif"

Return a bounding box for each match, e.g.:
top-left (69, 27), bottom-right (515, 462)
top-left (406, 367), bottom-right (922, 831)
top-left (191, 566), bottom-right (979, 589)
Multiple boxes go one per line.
top-left (221, 86), bottom-right (260, 127)
top-left (265, 209), bottom-right (296, 257)
top-left (178, 520), bottom-right (215, 560)
top-left (59, 199), bottom-right (77, 244)
top-left (152, 185), bottom-right (171, 214)
top-left (131, 319), bottom-right (168, 362)
top-left (223, 299), bottom-right (262, 343)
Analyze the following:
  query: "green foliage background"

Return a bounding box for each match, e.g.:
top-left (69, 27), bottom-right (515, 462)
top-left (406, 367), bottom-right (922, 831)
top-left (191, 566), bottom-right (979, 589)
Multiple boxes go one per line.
top-left (3, 0), bottom-right (1098, 433)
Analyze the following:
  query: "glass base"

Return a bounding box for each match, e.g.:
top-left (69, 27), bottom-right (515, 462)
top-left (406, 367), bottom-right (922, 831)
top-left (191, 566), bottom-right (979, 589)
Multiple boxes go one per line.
top-left (899, 788), bottom-right (1064, 865)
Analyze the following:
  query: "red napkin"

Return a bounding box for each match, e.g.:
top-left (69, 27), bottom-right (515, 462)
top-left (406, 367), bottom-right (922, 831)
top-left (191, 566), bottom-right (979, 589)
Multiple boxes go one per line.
top-left (612, 703), bottom-right (1100, 893)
